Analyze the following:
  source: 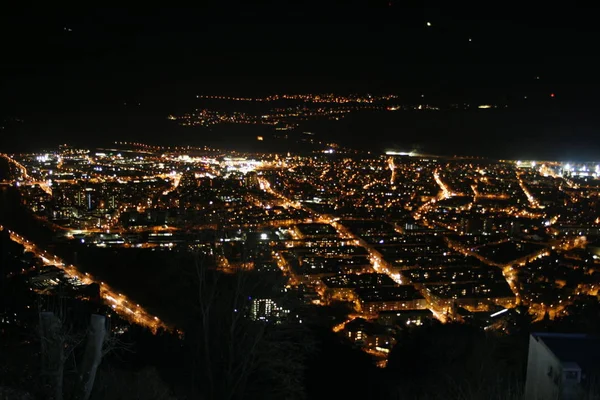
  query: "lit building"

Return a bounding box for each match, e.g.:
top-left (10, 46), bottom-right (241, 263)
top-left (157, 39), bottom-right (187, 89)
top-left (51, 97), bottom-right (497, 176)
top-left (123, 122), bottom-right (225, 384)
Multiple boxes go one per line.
top-left (321, 273), bottom-right (397, 303)
top-left (249, 298), bottom-right (289, 322)
top-left (424, 281), bottom-right (515, 311)
top-left (343, 317), bottom-right (396, 353)
top-left (244, 171), bottom-right (260, 189)
top-left (355, 286), bottom-right (427, 314)
top-left (377, 309), bottom-right (433, 327)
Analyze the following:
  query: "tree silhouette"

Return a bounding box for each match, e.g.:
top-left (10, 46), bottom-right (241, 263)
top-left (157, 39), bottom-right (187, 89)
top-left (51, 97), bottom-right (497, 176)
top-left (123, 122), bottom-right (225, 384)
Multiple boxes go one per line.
top-left (386, 324), bottom-right (526, 400)
top-left (182, 251), bottom-right (315, 399)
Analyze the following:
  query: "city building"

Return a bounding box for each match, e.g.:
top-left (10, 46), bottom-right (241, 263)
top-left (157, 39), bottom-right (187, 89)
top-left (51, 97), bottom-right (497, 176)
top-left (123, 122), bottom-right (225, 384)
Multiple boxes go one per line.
top-left (524, 333), bottom-right (600, 400)
top-left (249, 298), bottom-right (289, 322)
top-left (356, 286), bottom-right (428, 314)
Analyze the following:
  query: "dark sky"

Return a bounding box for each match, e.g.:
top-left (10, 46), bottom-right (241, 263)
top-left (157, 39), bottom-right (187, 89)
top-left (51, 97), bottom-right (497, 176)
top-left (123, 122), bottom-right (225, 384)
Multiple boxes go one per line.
top-left (1, 4), bottom-right (600, 157)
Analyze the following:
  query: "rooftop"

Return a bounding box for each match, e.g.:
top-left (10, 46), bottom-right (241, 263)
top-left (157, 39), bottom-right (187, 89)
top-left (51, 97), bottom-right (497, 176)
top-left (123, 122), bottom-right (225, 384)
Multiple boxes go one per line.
top-left (356, 285), bottom-right (424, 302)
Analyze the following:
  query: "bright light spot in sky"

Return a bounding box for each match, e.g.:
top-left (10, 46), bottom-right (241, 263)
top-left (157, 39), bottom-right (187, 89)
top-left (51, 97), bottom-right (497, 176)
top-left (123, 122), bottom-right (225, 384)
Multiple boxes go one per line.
top-left (426, 22), bottom-right (432, 27)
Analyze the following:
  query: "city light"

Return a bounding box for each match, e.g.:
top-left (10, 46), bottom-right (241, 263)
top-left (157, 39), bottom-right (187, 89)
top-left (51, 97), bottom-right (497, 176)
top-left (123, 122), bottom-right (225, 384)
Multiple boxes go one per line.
top-left (3, 141), bottom-right (600, 367)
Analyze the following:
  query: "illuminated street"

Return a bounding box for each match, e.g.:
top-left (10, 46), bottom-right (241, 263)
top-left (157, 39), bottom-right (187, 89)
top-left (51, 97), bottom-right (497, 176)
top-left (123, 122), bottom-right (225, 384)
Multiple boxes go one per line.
top-left (2, 142), bottom-right (600, 366)
top-left (1, 225), bottom-right (169, 333)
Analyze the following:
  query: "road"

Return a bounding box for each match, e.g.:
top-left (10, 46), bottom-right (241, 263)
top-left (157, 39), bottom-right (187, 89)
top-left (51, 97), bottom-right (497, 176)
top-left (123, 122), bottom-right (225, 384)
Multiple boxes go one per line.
top-left (516, 170), bottom-right (540, 208)
top-left (433, 169), bottom-right (454, 199)
top-left (1, 225), bottom-right (170, 333)
top-left (0, 153), bottom-right (53, 195)
top-left (258, 175), bottom-right (448, 323)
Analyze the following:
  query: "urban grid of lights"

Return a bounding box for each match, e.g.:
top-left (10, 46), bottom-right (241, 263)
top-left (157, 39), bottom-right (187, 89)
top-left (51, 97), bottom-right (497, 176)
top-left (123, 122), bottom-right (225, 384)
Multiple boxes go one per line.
top-left (2, 142), bottom-right (600, 365)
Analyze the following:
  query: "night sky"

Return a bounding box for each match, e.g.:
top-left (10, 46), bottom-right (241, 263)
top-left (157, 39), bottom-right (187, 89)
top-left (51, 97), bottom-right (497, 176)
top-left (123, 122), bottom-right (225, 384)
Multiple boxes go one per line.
top-left (2, 4), bottom-right (600, 158)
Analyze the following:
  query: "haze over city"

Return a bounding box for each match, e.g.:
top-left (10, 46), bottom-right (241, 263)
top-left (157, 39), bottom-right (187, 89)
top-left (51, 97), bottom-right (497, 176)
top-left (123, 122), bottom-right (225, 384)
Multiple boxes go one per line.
top-left (2, 5), bottom-right (600, 159)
